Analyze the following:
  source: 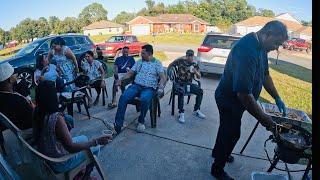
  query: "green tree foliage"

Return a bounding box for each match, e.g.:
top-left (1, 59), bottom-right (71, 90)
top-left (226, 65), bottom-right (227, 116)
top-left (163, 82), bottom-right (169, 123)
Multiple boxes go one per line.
top-left (36, 17), bottom-right (51, 38)
top-left (78, 3), bottom-right (108, 27)
top-left (257, 8), bottom-right (275, 17)
top-left (301, 20), bottom-right (312, 27)
top-left (48, 16), bottom-right (61, 34)
top-left (0, 28), bottom-right (5, 44)
top-left (57, 17), bottom-right (81, 34)
top-left (113, 11), bottom-right (136, 24)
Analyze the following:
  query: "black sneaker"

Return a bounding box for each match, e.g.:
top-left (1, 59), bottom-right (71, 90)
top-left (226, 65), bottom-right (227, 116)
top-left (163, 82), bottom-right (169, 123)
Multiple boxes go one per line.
top-left (212, 153), bottom-right (235, 163)
top-left (211, 164), bottom-right (234, 180)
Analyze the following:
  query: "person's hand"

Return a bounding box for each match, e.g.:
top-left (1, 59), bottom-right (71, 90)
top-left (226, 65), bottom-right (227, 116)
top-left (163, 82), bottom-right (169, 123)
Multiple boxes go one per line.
top-left (157, 88), bottom-right (164, 98)
top-left (275, 97), bottom-right (287, 117)
top-left (115, 79), bottom-right (121, 87)
top-left (260, 114), bottom-right (276, 132)
top-left (95, 135), bottom-right (112, 146)
top-left (100, 80), bottom-right (106, 88)
top-left (41, 66), bottom-right (49, 75)
top-left (189, 65), bottom-right (195, 73)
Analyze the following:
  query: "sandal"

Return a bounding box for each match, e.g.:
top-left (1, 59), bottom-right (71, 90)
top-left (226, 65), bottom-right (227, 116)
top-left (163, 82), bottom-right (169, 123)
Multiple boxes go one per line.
top-left (107, 103), bottom-right (117, 109)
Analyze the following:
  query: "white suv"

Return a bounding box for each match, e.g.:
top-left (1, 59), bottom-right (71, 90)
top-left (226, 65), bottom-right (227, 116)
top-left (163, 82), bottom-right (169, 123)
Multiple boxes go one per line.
top-left (197, 33), bottom-right (241, 74)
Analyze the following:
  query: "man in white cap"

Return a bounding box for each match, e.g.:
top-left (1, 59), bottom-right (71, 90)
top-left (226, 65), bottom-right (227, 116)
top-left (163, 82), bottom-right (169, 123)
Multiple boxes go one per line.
top-left (0, 62), bottom-right (34, 154)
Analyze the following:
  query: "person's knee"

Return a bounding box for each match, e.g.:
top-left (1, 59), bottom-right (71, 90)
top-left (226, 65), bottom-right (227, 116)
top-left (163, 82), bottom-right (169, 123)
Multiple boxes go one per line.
top-left (140, 96), bottom-right (152, 104)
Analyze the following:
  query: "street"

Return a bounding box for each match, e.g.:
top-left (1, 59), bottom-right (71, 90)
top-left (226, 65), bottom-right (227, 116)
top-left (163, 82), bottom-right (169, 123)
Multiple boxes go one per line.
top-left (153, 43), bottom-right (312, 70)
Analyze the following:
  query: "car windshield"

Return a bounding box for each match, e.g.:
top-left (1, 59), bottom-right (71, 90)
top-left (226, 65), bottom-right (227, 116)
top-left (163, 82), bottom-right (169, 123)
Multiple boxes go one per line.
top-left (16, 41), bottom-right (40, 56)
top-left (203, 35), bottom-right (240, 49)
top-left (106, 36), bottom-right (125, 43)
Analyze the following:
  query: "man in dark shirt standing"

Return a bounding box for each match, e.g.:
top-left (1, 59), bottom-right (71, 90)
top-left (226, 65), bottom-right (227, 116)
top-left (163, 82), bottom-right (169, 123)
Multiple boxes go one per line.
top-left (108, 46), bottom-right (136, 109)
top-left (211, 21), bottom-right (288, 179)
top-left (0, 62), bottom-right (34, 153)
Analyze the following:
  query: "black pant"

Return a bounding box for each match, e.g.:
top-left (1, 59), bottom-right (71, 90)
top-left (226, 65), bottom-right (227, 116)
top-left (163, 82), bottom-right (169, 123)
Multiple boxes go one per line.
top-left (212, 103), bottom-right (244, 169)
top-left (177, 83), bottom-right (203, 113)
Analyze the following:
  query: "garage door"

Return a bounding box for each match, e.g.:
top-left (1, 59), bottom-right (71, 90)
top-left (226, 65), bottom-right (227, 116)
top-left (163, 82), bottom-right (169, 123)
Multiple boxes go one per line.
top-left (132, 25), bottom-right (151, 35)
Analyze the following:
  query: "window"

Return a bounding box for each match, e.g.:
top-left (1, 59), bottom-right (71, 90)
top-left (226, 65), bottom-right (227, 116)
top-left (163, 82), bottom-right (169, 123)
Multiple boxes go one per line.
top-left (75, 36), bottom-right (86, 45)
top-left (194, 24), bottom-right (199, 32)
top-left (39, 39), bottom-right (52, 51)
top-left (63, 36), bottom-right (76, 46)
top-left (132, 36), bottom-right (138, 42)
top-left (126, 36), bottom-right (134, 43)
top-left (203, 35), bottom-right (240, 49)
top-left (106, 36), bottom-right (125, 42)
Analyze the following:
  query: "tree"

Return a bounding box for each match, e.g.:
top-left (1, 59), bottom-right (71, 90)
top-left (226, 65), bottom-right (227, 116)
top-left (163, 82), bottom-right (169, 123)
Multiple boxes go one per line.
top-left (145, 0), bottom-right (155, 10)
top-left (57, 17), bottom-right (81, 34)
top-left (36, 17), bottom-right (50, 38)
top-left (113, 11), bottom-right (136, 24)
top-left (301, 20), bottom-right (312, 27)
top-left (0, 28), bottom-right (5, 44)
top-left (257, 8), bottom-right (275, 17)
top-left (48, 16), bottom-right (61, 34)
top-left (78, 3), bottom-right (108, 27)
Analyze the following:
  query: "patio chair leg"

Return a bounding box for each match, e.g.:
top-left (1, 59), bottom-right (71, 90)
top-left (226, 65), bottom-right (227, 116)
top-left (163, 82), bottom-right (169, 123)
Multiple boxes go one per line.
top-left (102, 88), bottom-right (106, 106)
top-left (67, 104), bottom-right (74, 117)
top-left (240, 121), bottom-right (259, 154)
top-left (171, 94), bottom-right (175, 116)
top-left (168, 91), bottom-right (173, 105)
top-left (187, 95), bottom-right (191, 104)
top-left (104, 87), bottom-right (108, 98)
top-left (77, 102), bottom-right (81, 113)
top-left (83, 97), bottom-right (91, 119)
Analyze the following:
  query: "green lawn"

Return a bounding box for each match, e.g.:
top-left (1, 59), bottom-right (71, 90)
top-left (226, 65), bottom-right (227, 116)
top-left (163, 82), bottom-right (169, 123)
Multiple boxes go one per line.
top-left (259, 59), bottom-right (312, 117)
top-left (89, 33), bottom-right (205, 45)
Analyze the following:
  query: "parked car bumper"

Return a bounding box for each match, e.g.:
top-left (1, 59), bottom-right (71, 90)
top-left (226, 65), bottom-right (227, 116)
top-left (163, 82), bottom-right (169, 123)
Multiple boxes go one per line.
top-left (198, 57), bottom-right (226, 74)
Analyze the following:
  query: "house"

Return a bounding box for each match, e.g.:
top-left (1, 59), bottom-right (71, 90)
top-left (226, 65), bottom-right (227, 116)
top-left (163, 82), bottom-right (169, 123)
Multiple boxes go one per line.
top-left (127, 14), bottom-right (209, 35)
top-left (83, 20), bottom-right (124, 36)
top-left (229, 13), bottom-right (311, 40)
top-left (292, 26), bottom-right (312, 41)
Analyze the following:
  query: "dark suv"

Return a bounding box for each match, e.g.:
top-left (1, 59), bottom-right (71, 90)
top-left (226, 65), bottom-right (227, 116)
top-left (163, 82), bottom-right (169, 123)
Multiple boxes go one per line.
top-left (5, 34), bottom-right (102, 88)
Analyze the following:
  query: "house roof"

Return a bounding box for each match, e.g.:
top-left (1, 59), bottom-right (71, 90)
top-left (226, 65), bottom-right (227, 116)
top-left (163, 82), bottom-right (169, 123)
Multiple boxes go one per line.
top-left (83, 20), bottom-right (123, 30)
top-left (128, 14), bottom-right (209, 25)
top-left (295, 26), bottom-right (312, 36)
top-left (234, 16), bottom-right (303, 31)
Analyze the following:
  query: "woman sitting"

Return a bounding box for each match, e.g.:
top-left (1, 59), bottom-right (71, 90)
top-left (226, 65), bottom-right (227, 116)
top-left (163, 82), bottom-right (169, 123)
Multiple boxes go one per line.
top-left (34, 54), bottom-right (59, 85)
top-left (81, 50), bottom-right (106, 106)
top-left (33, 81), bottom-right (111, 178)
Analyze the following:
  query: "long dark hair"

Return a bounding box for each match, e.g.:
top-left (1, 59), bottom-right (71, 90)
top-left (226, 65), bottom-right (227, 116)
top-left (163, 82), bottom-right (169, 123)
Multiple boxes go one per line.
top-left (33, 80), bottom-right (59, 142)
top-left (50, 37), bottom-right (66, 48)
top-left (35, 54), bottom-right (45, 70)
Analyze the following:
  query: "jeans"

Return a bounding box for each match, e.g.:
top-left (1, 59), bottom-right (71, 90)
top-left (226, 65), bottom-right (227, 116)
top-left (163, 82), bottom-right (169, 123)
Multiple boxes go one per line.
top-left (211, 104), bottom-right (244, 169)
top-left (50, 135), bottom-right (101, 173)
top-left (177, 83), bottom-right (203, 113)
top-left (115, 84), bottom-right (155, 127)
top-left (63, 114), bottom-right (74, 131)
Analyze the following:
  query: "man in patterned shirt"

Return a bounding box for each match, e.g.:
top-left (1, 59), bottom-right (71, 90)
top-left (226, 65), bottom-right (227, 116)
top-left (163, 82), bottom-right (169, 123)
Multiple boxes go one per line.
top-left (168, 49), bottom-right (205, 123)
top-left (112, 44), bottom-right (166, 134)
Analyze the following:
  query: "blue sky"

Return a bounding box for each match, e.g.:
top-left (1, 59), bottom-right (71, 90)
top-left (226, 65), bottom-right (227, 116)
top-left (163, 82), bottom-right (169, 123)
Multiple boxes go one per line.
top-left (0, 0), bottom-right (312, 31)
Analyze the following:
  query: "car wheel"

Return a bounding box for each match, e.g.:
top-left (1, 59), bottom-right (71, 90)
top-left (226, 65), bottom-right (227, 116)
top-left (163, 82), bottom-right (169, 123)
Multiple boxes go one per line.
top-left (17, 69), bottom-right (34, 89)
top-left (289, 46), bottom-right (293, 51)
top-left (306, 48), bottom-right (310, 53)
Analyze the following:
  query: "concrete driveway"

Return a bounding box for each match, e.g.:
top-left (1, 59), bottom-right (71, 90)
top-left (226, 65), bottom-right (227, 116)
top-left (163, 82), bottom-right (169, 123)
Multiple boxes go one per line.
top-left (68, 76), bottom-right (309, 180)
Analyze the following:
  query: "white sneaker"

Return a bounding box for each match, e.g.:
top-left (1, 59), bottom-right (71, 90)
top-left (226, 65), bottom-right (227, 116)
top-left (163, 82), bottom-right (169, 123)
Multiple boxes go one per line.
top-left (136, 123), bottom-right (146, 133)
top-left (178, 113), bottom-right (185, 123)
top-left (193, 110), bottom-right (206, 119)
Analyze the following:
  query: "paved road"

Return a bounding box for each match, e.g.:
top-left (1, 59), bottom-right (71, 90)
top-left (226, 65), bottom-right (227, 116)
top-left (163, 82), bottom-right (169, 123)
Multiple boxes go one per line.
top-left (154, 43), bottom-right (312, 70)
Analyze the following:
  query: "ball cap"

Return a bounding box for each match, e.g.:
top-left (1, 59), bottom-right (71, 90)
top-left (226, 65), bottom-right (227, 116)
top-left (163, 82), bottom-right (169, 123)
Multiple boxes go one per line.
top-left (186, 49), bottom-right (194, 56)
top-left (0, 62), bottom-right (14, 82)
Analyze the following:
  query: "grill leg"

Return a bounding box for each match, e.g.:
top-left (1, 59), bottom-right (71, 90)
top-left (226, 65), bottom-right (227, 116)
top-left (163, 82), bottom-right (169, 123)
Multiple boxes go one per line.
top-left (240, 121), bottom-right (259, 154)
top-left (267, 155), bottom-right (279, 172)
top-left (302, 158), bottom-right (312, 180)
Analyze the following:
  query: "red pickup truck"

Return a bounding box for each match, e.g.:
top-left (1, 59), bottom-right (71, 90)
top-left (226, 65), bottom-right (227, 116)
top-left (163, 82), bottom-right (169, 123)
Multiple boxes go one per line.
top-left (282, 38), bottom-right (311, 53)
top-left (95, 35), bottom-right (147, 58)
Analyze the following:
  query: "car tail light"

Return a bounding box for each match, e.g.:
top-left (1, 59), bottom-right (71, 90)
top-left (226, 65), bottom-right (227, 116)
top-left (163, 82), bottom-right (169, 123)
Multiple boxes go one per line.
top-left (198, 45), bottom-right (213, 52)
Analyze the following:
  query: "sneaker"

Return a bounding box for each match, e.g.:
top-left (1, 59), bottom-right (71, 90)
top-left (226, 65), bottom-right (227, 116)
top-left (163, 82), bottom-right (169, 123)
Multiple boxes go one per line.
top-left (136, 123), bottom-right (145, 133)
top-left (193, 110), bottom-right (206, 119)
top-left (178, 113), bottom-right (185, 123)
top-left (211, 164), bottom-right (234, 180)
